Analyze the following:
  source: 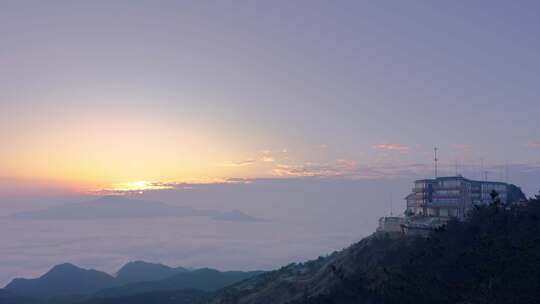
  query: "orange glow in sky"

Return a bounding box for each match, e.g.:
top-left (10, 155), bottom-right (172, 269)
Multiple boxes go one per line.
top-left (0, 109), bottom-right (275, 192)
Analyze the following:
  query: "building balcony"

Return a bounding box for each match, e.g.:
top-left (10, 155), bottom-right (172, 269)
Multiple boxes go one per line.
top-left (432, 194), bottom-right (462, 199)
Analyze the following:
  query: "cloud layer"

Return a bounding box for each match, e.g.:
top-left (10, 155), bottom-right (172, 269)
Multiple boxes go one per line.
top-left (372, 143), bottom-right (410, 153)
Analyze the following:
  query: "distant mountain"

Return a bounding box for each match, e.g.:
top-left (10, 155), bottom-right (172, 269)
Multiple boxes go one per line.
top-left (5, 263), bottom-right (117, 299)
top-left (5, 261), bottom-right (262, 301)
top-left (12, 196), bottom-right (212, 220)
top-left (213, 210), bottom-right (265, 222)
top-left (94, 268), bottom-right (263, 298)
top-left (115, 261), bottom-right (188, 285)
top-left (12, 196), bottom-right (265, 222)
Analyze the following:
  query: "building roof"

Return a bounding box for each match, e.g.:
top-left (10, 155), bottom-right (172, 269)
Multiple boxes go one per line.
top-left (414, 175), bottom-right (509, 186)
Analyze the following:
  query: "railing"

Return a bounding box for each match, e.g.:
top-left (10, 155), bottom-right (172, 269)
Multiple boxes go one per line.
top-left (432, 194), bottom-right (462, 199)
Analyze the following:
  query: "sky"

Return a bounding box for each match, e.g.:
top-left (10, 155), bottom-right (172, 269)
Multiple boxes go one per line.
top-left (0, 0), bottom-right (540, 285)
top-left (1, 1), bottom-right (539, 192)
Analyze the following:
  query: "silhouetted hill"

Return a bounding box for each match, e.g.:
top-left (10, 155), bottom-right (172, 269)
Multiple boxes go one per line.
top-left (115, 261), bottom-right (188, 285)
top-left (95, 268), bottom-right (263, 298)
top-left (211, 192), bottom-right (540, 304)
top-left (209, 237), bottom-right (377, 304)
top-left (4, 262), bottom-right (262, 302)
top-left (358, 192), bottom-right (540, 304)
top-left (5, 263), bottom-right (117, 299)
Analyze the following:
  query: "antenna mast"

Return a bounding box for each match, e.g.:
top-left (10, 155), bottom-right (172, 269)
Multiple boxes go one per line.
top-left (390, 192), bottom-right (393, 216)
top-left (505, 161), bottom-right (509, 183)
top-left (434, 147), bottom-right (438, 178)
top-left (480, 158), bottom-right (484, 180)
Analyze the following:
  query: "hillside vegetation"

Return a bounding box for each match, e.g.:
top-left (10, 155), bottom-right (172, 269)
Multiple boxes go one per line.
top-left (94, 269), bottom-right (262, 298)
top-left (213, 191), bottom-right (540, 304)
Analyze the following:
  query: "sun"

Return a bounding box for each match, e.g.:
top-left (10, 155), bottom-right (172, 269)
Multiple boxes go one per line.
top-left (109, 181), bottom-right (172, 192)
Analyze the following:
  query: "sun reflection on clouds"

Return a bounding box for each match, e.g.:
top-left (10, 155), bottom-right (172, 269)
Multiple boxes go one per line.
top-left (98, 178), bottom-right (253, 194)
top-left (109, 181), bottom-right (174, 192)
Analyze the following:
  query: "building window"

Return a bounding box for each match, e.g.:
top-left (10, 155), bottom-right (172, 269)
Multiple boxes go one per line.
top-left (433, 198), bottom-right (459, 204)
top-left (435, 189), bottom-right (460, 196)
top-left (440, 209), bottom-right (449, 217)
top-left (441, 180), bottom-right (461, 187)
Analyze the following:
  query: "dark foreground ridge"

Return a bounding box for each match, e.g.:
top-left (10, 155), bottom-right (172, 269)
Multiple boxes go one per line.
top-left (3, 191), bottom-right (540, 304)
top-left (211, 191), bottom-right (540, 304)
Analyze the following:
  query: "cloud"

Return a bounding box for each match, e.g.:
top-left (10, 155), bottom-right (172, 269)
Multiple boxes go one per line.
top-left (372, 143), bottom-right (410, 153)
top-left (261, 156), bottom-right (275, 163)
top-left (269, 160), bottom-right (460, 180)
top-left (269, 160), bottom-right (540, 184)
top-left (109, 181), bottom-right (175, 192)
top-left (261, 149), bottom-right (287, 155)
top-left (220, 159), bottom-right (257, 167)
top-left (97, 178), bottom-right (252, 195)
top-left (221, 149), bottom-right (286, 168)
top-left (271, 159), bottom-right (360, 178)
top-left (527, 141), bottom-right (540, 148)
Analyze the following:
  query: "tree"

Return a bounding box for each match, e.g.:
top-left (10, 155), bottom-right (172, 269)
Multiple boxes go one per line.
top-left (490, 190), bottom-right (501, 209)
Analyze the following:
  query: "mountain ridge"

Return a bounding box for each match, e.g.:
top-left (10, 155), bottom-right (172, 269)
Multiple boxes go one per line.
top-left (12, 196), bottom-right (265, 222)
top-left (5, 263), bottom-right (117, 299)
top-left (4, 261), bottom-right (262, 301)
top-left (115, 261), bottom-right (189, 285)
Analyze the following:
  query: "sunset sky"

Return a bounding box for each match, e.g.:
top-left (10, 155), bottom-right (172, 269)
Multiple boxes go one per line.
top-left (1, 1), bottom-right (540, 193)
